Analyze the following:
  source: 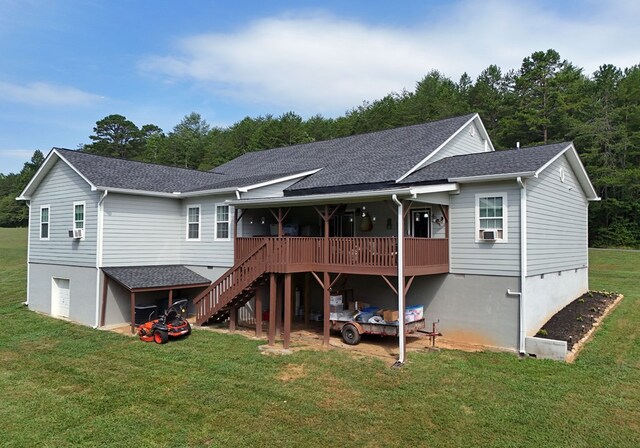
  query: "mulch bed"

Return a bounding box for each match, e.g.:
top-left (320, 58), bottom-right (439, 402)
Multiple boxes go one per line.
top-left (536, 291), bottom-right (618, 350)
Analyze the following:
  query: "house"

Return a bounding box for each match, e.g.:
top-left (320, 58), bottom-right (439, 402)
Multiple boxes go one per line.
top-left (17, 113), bottom-right (599, 361)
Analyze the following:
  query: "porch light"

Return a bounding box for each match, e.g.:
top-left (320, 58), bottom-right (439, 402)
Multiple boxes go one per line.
top-left (249, 217), bottom-right (254, 225)
top-left (372, 216), bottom-right (376, 222)
top-left (415, 215), bottom-right (420, 222)
top-left (260, 216), bottom-right (266, 225)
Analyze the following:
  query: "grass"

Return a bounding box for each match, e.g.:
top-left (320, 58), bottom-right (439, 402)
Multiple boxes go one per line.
top-left (1, 227), bottom-right (639, 447)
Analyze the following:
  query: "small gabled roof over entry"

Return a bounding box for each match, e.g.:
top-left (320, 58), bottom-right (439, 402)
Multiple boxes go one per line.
top-left (102, 265), bottom-right (211, 292)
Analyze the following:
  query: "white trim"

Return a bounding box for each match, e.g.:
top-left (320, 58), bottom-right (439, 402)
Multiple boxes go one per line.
top-left (17, 149), bottom-right (97, 200)
top-left (534, 143), bottom-right (599, 200)
top-left (409, 183), bottom-right (459, 195)
top-left (475, 193), bottom-right (508, 243)
top-left (396, 114), bottom-right (495, 182)
top-left (450, 172), bottom-right (535, 183)
top-left (517, 176), bottom-right (527, 354)
top-left (186, 204), bottom-right (201, 241)
top-left (25, 201), bottom-right (31, 305)
top-left (214, 203), bottom-right (231, 241)
top-left (237, 169), bottom-right (322, 193)
top-left (39, 205), bottom-right (50, 240)
top-left (95, 190), bottom-right (108, 328)
top-left (72, 201), bottom-right (85, 240)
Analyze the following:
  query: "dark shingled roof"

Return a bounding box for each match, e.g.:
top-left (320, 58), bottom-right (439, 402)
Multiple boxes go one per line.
top-left (400, 142), bottom-right (570, 184)
top-left (211, 114), bottom-right (477, 191)
top-left (56, 148), bottom-right (228, 193)
top-left (102, 265), bottom-right (211, 290)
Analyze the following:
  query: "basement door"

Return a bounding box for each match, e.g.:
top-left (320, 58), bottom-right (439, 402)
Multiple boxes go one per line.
top-left (52, 278), bottom-right (70, 318)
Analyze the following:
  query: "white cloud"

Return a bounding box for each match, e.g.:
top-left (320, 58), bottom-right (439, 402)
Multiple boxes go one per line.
top-left (140, 1), bottom-right (640, 117)
top-left (0, 81), bottom-right (104, 107)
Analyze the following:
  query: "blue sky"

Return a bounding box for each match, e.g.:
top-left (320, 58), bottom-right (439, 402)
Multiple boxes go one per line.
top-left (1, 0), bottom-right (638, 175)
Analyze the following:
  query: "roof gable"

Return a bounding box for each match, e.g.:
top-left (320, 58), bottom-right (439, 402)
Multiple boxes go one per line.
top-left (213, 114), bottom-right (478, 193)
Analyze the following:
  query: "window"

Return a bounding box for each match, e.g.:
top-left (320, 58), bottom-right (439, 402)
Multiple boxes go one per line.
top-left (73, 201), bottom-right (85, 239)
top-left (476, 193), bottom-right (507, 242)
top-left (215, 204), bottom-right (230, 240)
top-left (40, 206), bottom-right (50, 240)
top-left (187, 205), bottom-right (200, 240)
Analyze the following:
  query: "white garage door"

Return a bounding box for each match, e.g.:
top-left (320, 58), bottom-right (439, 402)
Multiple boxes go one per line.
top-left (52, 278), bottom-right (70, 318)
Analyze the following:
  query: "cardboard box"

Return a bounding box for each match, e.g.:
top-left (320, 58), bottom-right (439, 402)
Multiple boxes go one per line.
top-left (405, 305), bottom-right (424, 323)
top-left (383, 310), bottom-right (399, 322)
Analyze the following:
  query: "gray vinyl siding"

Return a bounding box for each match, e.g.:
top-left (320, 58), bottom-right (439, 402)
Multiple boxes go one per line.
top-left (102, 193), bottom-right (183, 266)
top-left (449, 181), bottom-right (520, 276)
top-left (242, 178), bottom-right (301, 199)
top-left (427, 121), bottom-right (488, 165)
top-left (181, 197), bottom-right (235, 267)
top-left (29, 160), bottom-right (98, 267)
top-left (526, 155), bottom-right (588, 275)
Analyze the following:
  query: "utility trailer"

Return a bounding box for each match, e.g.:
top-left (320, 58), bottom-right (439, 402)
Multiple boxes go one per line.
top-left (331, 318), bottom-right (426, 345)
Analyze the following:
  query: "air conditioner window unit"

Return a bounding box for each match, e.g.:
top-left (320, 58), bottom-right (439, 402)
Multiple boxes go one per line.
top-left (481, 229), bottom-right (497, 241)
top-left (72, 228), bottom-right (84, 239)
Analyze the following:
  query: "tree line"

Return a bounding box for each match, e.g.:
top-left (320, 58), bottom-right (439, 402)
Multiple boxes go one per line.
top-left (2, 49), bottom-right (639, 247)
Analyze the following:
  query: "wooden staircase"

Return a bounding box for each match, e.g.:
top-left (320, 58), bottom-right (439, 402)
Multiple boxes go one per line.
top-left (194, 241), bottom-right (268, 325)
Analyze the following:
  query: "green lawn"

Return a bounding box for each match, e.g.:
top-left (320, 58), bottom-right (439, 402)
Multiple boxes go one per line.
top-left (1, 227), bottom-right (638, 447)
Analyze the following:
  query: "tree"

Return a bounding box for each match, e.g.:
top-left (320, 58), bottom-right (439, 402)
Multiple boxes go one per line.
top-left (85, 114), bottom-right (142, 158)
top-left (167, 112), bottom-right (210, 168)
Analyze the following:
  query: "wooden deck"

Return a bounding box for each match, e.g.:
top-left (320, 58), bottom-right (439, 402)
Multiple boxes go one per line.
top-left (235, 236), bottom-right (449, 276)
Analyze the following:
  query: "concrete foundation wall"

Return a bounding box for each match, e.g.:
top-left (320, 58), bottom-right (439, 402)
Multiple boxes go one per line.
top-left (525, 267), bottom-right (588, 335)
top-left (29, 263), bottom-right (97, 326)
top-left (343, 272), bottom-right (520, 351)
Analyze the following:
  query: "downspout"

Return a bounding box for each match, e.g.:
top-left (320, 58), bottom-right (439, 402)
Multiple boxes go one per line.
top-left (516, 177), bottom-right (527, 354)
top-left (25, 201), bottom-right (31, 306)
top-left (391, 194), bottom-right (406, 366)
top-left (94, 190), bottom-right (108, 328)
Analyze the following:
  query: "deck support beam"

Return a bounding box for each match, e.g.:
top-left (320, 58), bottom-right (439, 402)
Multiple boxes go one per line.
top-left (255, 286), bottom-right (263, 338)
top-left (284, 273), bottom-right (292, 349)
top-left (268, 273), bottom-right (276, 345)
top-left (229, 305), bottom-right (237, 332)
top-left (130, 291), bottom-right (136, 334)
top-left (168, 289), bottom-right (173, 307)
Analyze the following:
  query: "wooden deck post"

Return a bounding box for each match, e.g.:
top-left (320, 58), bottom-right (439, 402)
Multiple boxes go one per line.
top-left (269, 273), bottom-right (276, 346)
top-left (130, 291), bottom-right (136, 334)
top-left (100, 273), bottom-right (108, 327)
top-left (276, 276), bottom-right (283, 338)
top-left (168, 289), bottom-right (173, 307)
top-left (255, 287), bottom-right (263, 338)
top-left (284, 273), bottom-right (292, 349)
top-left (229, 305), bottom-right (237, 332)
top-left (304, 272), bottom-right (310, 328)
top-left (323, 271), bottom-right (330, 345)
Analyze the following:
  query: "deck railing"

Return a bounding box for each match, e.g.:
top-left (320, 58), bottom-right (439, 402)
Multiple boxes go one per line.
top-left (235, 236), bottom-right (448, 273)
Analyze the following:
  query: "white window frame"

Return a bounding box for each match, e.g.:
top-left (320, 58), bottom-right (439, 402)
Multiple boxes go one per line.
top-left (40, 205), bottom-right (50, 240)
top-left (186, 205), bottom-right (201, 241)
top-left (73, 201), bottom-right (85, 240)
top-left (475, 193), bottom-right (508, 243)
top-left (214, 204), bottom-right (231, 241)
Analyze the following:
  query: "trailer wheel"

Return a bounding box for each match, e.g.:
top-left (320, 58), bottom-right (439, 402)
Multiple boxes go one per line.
top-left (341, 323), bottom-right (361, 345)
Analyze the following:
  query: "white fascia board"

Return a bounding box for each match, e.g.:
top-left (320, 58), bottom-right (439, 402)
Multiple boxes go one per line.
top-left (396, 114), bottom-right (494, 183)
top-left (534, 143), bottom-right (600, 201)
top-left (449, 172), bottom-right (536, 183)
top-left (175, 187), bottom-right (239, 198)
top-left (237, 169), bottom-right (322, 193)
top-left (227, 187), bottom-right (414, 208)
top-left (17, 149), bottom-right (97, 200)
top-left (97, 186), bottom-right (239, 199)
top-left (409, 183), bottom-right (459, 195)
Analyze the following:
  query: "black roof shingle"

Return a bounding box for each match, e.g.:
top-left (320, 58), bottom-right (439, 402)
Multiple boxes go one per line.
top-left (102, 265), bottom-right (211, 290)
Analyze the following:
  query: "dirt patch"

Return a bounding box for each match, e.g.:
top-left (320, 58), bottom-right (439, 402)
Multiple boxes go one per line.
top-left (535, 291), bottom-right (621, 351)
top-left (278, 363), bottom-right (306, 382)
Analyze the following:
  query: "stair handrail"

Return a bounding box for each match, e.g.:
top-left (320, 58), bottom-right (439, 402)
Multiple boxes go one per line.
top-left (194, 239), bottom-right (268, 324)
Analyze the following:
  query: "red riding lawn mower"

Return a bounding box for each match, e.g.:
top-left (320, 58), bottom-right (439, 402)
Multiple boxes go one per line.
top-left (137, 299), bottom-right (192, 344)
